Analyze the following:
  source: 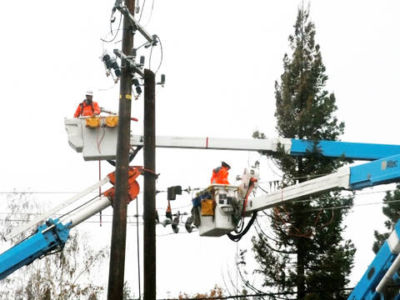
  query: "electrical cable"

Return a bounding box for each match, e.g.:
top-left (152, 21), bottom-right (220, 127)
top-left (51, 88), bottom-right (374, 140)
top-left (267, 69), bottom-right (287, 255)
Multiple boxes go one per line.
top-left (0, 187), bottom-right (397, 213)
top-left (263, 154), bottom-right (353, 182)
top-left (138, 0), bottom-right (146, 22)
top-left (101, 13), bottom-right (123, 43)
top-left (257, 185), bottom-right (269, 194)
top-left (57, 194), bottom-right (101, 221)
top-left (227, 212), bottom-right (257, 242)
top-left (0, 182), bottom-right (394, 197)
top-left (0, 192), bottom-right (397, 221)
top-left (135, 0), bottom-right (140, 15)
top-left (227, 179), bottom-right (258, 241)
top-left (156, 230), bottom-right (198, 237)
top-left (0, 191), bottom-right (78, 194)
top-left (148, 42), bottom-right (154, 71)
top-left (97, 82), bottom-right (118, 92)
top-left (154, 35), bottom-right (164, 74)
top-left (264, 155), bottom-right (283, 178)
top-left (3, 183), bottom-right (400, 238)
top-left (96, 126), bottom-right (107, 154)
top-left (144, 0), bottom-right (155, 27)
top-left (154, 286), bottom-right (356, 300)
top-left (148, 35), bottom-right (163, 74)
top-left (1, 189), bottom-right (398, 239)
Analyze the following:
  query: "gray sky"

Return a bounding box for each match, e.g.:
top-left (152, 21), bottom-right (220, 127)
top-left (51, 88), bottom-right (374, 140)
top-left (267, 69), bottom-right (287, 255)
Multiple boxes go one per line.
top-left (1, 0), bottom-right (400, 297)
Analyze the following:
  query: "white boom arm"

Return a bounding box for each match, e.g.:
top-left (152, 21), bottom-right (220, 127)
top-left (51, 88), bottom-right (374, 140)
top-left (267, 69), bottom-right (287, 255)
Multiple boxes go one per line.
top-left (5, 176), bottom-right (110, 241)
top-left (59, 195), bottom-right (111, 229)
top-left (246, 166), bottom-right (350, 213)
top-left (65, 118), bottom-right (400, 161)
top-left (130, 135), bottom-right (292, 152)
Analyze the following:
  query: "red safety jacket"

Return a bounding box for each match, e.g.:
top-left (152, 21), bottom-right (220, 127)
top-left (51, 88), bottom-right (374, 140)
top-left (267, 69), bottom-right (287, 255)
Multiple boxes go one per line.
top-left (74, 101), bottom-right (100, 117)
top-left (210, 166), bottom-right (230, 184)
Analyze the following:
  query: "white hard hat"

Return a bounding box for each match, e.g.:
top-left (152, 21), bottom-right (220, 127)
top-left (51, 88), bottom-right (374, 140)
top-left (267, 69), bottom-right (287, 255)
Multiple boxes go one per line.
top-left (86, 90), bottom-right (94, 96)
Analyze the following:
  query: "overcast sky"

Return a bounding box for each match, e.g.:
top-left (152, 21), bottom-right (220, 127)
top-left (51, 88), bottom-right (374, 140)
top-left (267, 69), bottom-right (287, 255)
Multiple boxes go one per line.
top-left (1, 0), bottom-right (400, 297)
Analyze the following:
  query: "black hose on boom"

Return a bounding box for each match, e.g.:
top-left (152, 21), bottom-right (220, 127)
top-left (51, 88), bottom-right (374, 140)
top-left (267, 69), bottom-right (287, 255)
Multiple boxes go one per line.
top-left (227, 212), bottom-right (257, 242)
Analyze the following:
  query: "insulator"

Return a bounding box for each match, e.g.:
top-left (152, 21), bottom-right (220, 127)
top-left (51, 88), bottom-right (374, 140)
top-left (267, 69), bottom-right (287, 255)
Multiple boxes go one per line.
top-left (111, 60), bottom-right (121, 77)
top-left (102, 53), bottom-right (113, 69)
top-left (133, 78), bottom-right (140, 86)
top-left (171, 215), bottom-right (180, 233)
top-left (185, 216), bottom-right (194, 233)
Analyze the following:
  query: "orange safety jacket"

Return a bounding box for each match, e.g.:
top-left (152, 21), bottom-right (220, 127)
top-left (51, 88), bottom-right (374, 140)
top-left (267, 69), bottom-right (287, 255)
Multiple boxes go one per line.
top-left (74, 101), bottom-right (100, 117)
top-left (210, 166), bottom-right (230, 184)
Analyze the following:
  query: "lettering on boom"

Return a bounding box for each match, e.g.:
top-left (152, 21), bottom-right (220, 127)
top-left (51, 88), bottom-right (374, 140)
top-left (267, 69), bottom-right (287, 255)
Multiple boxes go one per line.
top-left (382, 160), bottom-right (398, 170)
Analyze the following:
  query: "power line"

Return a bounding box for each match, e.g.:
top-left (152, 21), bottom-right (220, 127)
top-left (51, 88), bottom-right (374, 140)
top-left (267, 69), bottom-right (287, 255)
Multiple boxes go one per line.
top-left (0, 182), bottom-right (396, 196)
top-left (101, 13), bottom-right (123, 43)
top-left (0, 191), bottom-right (78, 194)
top-left (154, 286), bottom-right (355, 300)
top-left (137, 0), bottom-right (146, 22)
top-left (144, 0), bottom-right (155, 27)
top-left (0, 193), bottom-right (398, 220)
top-left (154, 35), bottom-right (163, 74)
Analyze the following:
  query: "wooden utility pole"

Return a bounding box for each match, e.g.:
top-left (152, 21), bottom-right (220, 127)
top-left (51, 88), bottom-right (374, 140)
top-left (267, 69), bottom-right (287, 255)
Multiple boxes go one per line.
top-left (143, 69), bottom-right (156, 300)
top-left (107, 0), bottom-right (135, 298)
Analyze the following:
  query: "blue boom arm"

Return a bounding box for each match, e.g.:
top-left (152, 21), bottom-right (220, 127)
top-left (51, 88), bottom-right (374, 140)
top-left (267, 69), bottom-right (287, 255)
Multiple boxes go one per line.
top-left (243, 148), bottom-right (400, 298)
top-left (290, 139), bottom-right (400, 161)
top-left (282, 146), bottom-right (400, 299)
top-left (0, 171), bottom-right (126, 281)
top-left (3, 134), bottom-right (400, 290)
top-left (0, 218), bottom-right (71, 280)
top-left (349, 221), bottom-right (400, 300)
top-left (346, 154), bottom-right (400, 298)
top-left (349, 153), bottom-right (400, 190)
top-left (128, 135), bottom-right (400, 161)
top-left (138, 136), bottom-right (400, 298)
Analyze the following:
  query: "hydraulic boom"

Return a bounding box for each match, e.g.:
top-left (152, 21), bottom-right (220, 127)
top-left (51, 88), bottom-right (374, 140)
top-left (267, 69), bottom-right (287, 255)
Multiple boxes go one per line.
top-left (0, 167), bottom-right (141, 280)
top-left (63, 123), bottom-right (400, 298)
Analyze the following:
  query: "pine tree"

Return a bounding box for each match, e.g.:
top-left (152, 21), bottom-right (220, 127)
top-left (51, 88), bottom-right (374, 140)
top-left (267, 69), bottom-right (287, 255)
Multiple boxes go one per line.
top-left (251, 6), bottom-right (355, 299)
top-left (371, 185), bottom-right (400, 297)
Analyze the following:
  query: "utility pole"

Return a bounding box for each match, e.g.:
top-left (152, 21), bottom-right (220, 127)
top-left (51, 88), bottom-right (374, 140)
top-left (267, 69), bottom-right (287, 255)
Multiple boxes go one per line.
top-left (143, 69), bottom-right (156, 300)
top-left (107, 0), bottom-right (135, 298)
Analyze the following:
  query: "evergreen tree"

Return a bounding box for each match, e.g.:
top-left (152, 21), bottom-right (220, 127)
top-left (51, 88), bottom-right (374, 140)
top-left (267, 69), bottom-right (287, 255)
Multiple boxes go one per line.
top-left (251, 6), bottom-right (355, 299)
top-left (372, 184), bottom-right (400, 297)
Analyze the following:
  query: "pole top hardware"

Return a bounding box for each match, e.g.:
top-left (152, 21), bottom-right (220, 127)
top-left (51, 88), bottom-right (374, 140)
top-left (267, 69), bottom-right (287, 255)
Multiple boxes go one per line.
top-left (113, 49), bottom-right (144, 78)
top-left (116, 5), bottom-right (157, 46)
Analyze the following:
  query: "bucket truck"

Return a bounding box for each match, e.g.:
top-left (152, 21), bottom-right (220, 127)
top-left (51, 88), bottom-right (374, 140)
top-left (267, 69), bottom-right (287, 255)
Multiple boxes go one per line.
top-left (64, 118), bottom-right (400, 298)
top-left (0, 117), bottom-right (396, 298)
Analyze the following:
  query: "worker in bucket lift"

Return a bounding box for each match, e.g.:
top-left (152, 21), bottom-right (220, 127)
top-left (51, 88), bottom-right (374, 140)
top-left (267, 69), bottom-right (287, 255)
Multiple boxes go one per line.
top-left (73, 90), bottom-right (101, 117)
top-left (210, 161), bottom-right (231, 185)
